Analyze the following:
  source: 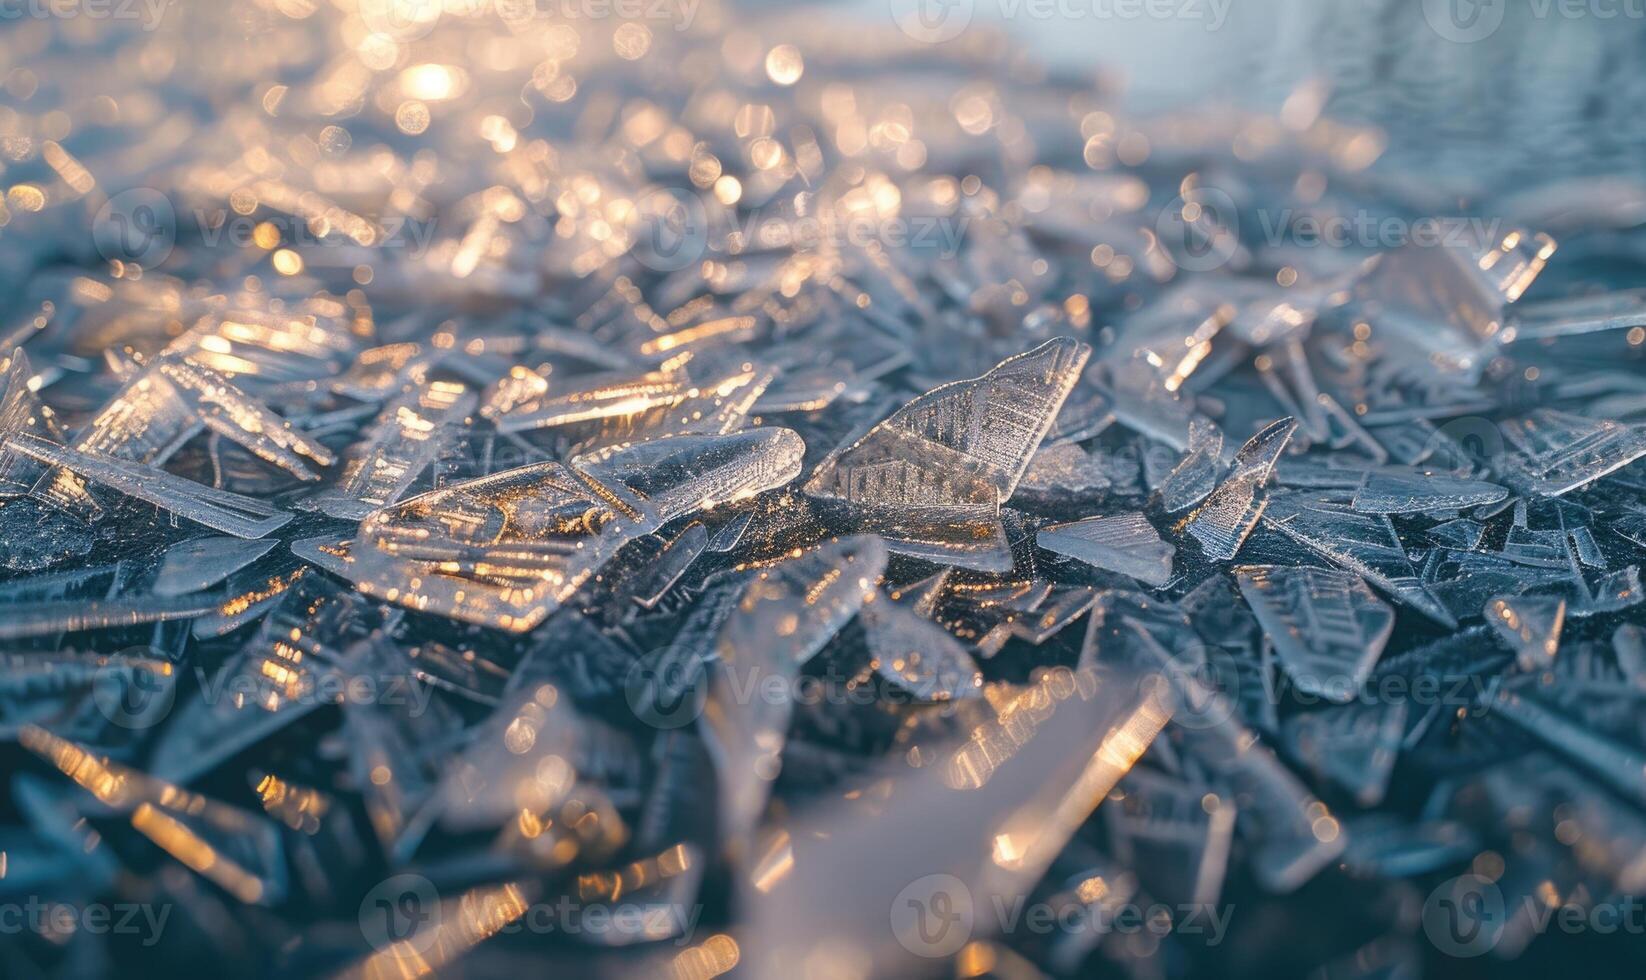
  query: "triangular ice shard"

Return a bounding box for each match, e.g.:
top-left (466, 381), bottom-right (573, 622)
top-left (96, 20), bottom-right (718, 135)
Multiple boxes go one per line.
top-left (1183, 417), bottom-right (1297, 561)
top-left (1156, 417), bottom-right (1224, 512)
top-left (1038, 512), bottom-right (1175, 587)
top-left (1238, 565), bottom-right (1395, 704)
top-left (804, 339), bottom-right (1089, 567)
top-left (1486, 594), bottom-right (1565, 671)
top-left (152, 536), bottom-right (278, 596)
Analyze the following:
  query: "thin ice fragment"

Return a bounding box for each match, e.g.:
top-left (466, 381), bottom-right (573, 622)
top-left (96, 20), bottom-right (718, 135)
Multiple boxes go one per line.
top-left (308, 381), bottom-right (477, 519)
top-left (861, 589), bottom-right (984, 702)
top-left (1238, 565), bottom-right (1395, 704)
top-left (804, 339), bottom-right (1090, 567)
top-left (152, 536), bottom-right (278, 596)
top-left (1156, 417), bottom-right (1224, 512)
top-left (305, 429), bottom-right (803, 631)
top-left (1283, 701), bottom-right (1407, 807)
top-left (1182, 417), bottom-right (1297, 561)
top-left (701, 536), bottom-right (886, 851)
top-left (7, 434), bottom-right (292, 538)
top-left (1038, 512), bottom-right (1175, 587)
top-left (1352, 468), bottom-right (1508, 515)
top-left (1497, 409), bottom-right (1646, 496)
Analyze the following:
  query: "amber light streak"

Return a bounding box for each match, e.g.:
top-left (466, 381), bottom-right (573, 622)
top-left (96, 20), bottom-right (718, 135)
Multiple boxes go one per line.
top-left (347, 882), bottom-right (533, 980)
top-left (20, 726), bottom-right (270, 905)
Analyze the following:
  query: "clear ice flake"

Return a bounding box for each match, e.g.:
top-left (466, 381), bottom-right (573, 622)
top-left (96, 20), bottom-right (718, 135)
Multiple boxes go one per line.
top-left (0, 349), bottom-right (65, 495)
top-left (1351, 467), bottom-right (1509, 515)
top-left (1182, 417), bottom-right (1298, 561)
top-left (1282, 700), bottom-right (1408, 808)
top-left (6, 433), bottom-right (292, 538)
top-left (152, 536), bottom-right (278, 596)
top-left (1038, 511), bottom-right (1176, 587)
top-left (803, 338), bottom-right (1090, 568)
top-left (1237, 565), bottom-right (1395, 704)
top-left (307, 380), bottom-right (477, 519)
top-left (861, 587), bottom-right (984, 703)
top-left (1155, 417), bottom-right (1224, 512)
top-left (1497, 409), bottom-right (1646, 496)
top-left (1347, 227), bottom-right (1554, 381)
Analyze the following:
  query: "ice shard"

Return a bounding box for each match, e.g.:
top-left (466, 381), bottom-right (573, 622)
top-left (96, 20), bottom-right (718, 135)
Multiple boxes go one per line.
top-left (805, 338), bottom-right (1090, 568)
top-left (1038, 512), bottom-right (1176, 587)
top-left (1283, 701), bottom-right (1407, 807)
top-left (152, 536), bottom-right (278, 596)
top-left (6, 434), bottom-right (293, 538)
top-left (307, 381), bottom-right (477, 520)
top-left (1351, 468), bottom-right (1508, 515)
top-left (1182, 417), bottom-right (1297, 561)
top-left (1238, 565), bottom-right (1395, 704)
top-left (1497, 409), bottom-right (1646, 496)
top-left (700, 536), bottom-right (886, 851)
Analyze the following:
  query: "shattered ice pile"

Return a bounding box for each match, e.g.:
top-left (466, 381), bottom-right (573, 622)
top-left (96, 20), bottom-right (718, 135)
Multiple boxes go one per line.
top-left (1, 4), bottom-right (1645, 979)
